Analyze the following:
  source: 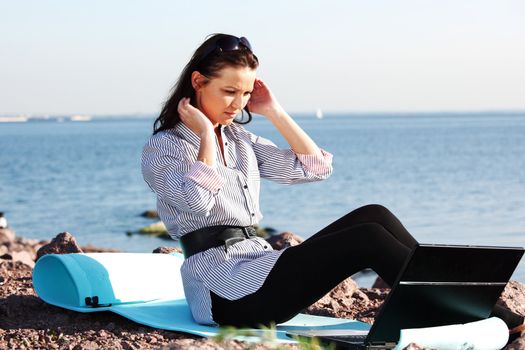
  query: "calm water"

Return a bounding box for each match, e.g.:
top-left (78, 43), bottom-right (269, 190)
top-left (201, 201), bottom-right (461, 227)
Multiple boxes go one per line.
top-left (1, 114), bottom-right (524, 283)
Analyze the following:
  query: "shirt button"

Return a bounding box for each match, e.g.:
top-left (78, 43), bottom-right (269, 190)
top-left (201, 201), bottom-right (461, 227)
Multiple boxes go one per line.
top-left (251, 213), bottom-right (255, 217)
top-left (263, 245), bottom-right (268, 249)
top-left (243, 185), bottom-right (248, 189)
top-left (224, 142), bottom-right (228, 146)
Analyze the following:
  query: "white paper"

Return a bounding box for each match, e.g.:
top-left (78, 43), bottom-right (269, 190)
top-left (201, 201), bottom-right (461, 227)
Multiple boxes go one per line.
top-left (393, 317), bottom-right (509, 350)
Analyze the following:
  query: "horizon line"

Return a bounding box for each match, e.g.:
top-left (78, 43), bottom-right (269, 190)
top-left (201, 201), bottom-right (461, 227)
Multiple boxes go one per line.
top-left (2, 109), bottom-right (525, 118)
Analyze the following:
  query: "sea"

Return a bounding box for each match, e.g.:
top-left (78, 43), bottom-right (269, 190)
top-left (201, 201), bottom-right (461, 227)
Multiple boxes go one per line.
top-left (1, 112), bottom-right (524, 285)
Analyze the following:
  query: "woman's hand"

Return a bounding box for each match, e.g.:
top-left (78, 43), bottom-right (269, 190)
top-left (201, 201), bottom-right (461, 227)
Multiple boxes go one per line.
top-left (247, 79), bottom-right (284, 119)
top-left (178, 97), bottom-right (216, 166)
top-left (248, 80), bottom-right (323, 157)
top-left (177, 97), bottom-right (214, 137)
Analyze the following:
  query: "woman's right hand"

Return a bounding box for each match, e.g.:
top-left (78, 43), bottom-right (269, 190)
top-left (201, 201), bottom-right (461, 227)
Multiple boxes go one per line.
top-left (177, 97), bottom-right (214, 137)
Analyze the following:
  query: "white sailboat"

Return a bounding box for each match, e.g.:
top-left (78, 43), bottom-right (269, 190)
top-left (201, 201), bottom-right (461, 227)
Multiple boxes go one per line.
top-left (70, 115), bottom-right (92, 122)
top-left (316, 108), bottom-right (323, 119)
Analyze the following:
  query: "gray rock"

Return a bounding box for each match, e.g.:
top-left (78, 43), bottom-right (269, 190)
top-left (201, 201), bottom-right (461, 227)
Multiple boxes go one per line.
top-left (11, 251), bottom-right (35, 268)
top-left (152, 246), bottom-right (182, 254)
top-left (36, 232), bottom-right (83, 260)
top-left (0, 244), bottom-right (8, 256)
top-left (80, 244), bottom-right (120, 253)
top-left (0, 228), bottom-right (15, 245)
top-left (306, 277), bottom-right (359, 317)
top-left (141, 210), bottom-right (159, 219)
top-left (266, 231), bottom-right (304, 250)
top-left (505, 334), bottom-right (525, 349)
top-left (121, 340), bottom-right (139, 350)
top-left (498, 281), bottom-right (525, 316)
top-left (0, 253), bottom-right (12, 260)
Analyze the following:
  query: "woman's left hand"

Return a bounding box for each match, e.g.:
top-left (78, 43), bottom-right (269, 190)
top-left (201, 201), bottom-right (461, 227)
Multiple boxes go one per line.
top-left (248, 78), bottom-right (284, 119)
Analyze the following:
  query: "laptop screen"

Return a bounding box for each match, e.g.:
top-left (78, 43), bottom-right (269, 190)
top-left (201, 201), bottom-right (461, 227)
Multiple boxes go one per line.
top-left (367, 244), bottom-right (524, 343)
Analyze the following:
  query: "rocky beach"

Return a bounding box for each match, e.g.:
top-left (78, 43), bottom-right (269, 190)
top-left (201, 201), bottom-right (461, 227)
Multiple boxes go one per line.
top-left (1, 227), bottom-right (525, 349)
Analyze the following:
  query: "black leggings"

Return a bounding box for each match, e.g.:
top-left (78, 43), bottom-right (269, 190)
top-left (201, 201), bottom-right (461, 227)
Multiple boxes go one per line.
top-left (211, 204), bottom-right (418, 328)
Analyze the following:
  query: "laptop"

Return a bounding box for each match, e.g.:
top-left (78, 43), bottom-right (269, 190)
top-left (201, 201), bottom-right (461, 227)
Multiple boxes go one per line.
top-left (286, 243), bottom-right (524, 349)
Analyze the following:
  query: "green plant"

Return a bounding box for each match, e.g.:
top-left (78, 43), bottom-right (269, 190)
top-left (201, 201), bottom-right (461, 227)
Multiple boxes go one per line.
top-left (213, 323), bottom-right (336, 350)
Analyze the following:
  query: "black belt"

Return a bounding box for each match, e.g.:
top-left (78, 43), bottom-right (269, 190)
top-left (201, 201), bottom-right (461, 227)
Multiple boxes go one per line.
top-left (180, 225), bottom-right (257, 258)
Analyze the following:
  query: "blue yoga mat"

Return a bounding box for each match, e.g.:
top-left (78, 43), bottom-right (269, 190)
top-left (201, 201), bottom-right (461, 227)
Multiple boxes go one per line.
top-left (32, 252), bottom-right (370, 344)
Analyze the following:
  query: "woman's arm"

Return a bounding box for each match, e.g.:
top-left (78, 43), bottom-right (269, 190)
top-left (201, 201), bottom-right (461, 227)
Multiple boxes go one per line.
top-left (266, 107), bottom-right (323, 157)
top-left (246, 79), bottom-right (332, 183)
top-left (248, 79), bottom-right (323, 157)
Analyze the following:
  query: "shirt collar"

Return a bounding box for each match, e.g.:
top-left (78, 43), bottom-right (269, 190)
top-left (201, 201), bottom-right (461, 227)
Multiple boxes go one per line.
top-left (175, 123), bottom-right (231, 147)
top-left (175, 122), bottom-right (201, 148)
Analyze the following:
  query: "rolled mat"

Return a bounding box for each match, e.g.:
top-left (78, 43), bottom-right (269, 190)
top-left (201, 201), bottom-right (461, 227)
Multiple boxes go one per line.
top-left (32, 252), bottom-right (370, 343)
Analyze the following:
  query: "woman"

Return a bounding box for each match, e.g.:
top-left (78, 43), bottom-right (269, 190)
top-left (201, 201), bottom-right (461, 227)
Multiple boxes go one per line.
top-left (142, 33), bottom-right (418, 327)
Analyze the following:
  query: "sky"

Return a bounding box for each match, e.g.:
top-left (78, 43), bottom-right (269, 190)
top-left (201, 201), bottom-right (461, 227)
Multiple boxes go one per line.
top-left (1, 0), bottom-right (524, 115)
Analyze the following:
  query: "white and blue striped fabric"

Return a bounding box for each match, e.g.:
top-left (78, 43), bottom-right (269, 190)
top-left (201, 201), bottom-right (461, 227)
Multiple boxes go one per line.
top-left (141, 122), bottom-right (333, 325)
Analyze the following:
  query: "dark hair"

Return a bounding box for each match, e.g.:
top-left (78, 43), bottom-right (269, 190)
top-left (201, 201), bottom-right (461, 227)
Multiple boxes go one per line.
top-left (153, 33), bottom-right (259, 134)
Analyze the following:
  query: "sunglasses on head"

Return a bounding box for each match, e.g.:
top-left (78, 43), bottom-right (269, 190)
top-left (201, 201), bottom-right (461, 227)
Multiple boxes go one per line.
top-left (199, 35), bottom-right (256, 63)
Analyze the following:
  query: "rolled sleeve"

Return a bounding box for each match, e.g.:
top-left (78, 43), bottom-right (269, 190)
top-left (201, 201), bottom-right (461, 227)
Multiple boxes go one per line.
top-left (296, 149), bottom-right (333, 178)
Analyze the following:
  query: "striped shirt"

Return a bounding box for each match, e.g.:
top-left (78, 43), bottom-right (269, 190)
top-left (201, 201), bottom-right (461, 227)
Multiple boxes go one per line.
top-left (141, 121), bottom-right (333, 325)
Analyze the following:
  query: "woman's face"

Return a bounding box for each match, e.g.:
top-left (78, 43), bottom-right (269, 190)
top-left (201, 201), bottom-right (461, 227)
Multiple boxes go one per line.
top-left (194, 66), bottom-right (256, 127)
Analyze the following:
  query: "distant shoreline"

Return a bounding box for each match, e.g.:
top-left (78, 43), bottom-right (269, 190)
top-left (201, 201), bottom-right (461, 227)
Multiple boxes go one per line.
top-left (1, 110), bottom-right (525, 122)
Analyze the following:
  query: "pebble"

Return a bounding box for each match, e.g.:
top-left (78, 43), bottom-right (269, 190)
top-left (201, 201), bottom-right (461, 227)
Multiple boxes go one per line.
top-left (121, 340), bottom-right (139, 350)
top-left (146, 335), bottom-right (158, 343)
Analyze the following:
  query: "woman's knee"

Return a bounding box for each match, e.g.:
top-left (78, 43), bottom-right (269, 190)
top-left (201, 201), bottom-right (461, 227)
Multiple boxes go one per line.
top-left (356, 222), bottom-right (386, 235)
top-left (317, 222), bottom-right (389, 244)
top-left (357, 203), bottom-right (393, 218)
top-left (353, 222), bottom-right (410, 265)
